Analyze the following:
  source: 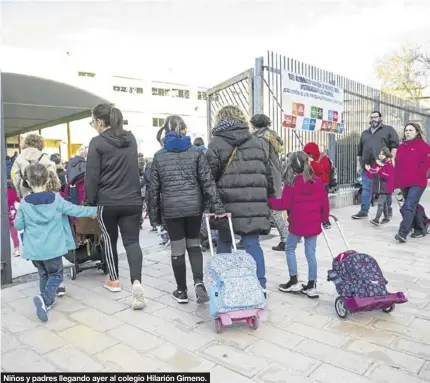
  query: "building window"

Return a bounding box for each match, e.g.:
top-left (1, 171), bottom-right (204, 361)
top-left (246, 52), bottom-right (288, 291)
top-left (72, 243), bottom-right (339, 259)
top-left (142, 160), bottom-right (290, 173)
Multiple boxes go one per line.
top-left (78, 71), bottom-right (96, 78)
top-left (152, 117), bottom-right (165, 127)
top-left (152, 87), bottom-right (190, 99)
top-left (198, 91), bottom-right (207, 100)
top-left (113, 86), bottom-right (143, 94)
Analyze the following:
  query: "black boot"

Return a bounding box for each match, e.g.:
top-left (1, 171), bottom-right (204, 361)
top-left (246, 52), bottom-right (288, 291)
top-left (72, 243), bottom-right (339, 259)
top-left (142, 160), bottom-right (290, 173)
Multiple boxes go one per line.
top-left (301, 280), bottom-right (319, 299)
top-left (279, 276), bottom-right (301, 293)
top-left (272, 241), bottom-right (285, 251)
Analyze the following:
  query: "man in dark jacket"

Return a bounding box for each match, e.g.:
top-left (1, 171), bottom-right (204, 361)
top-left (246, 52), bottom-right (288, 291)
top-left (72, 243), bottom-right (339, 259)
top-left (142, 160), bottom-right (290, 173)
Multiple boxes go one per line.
top-left (352, 111), bottom-right (399, 220)
top-left (150, 115), bottom-right (225, 304)
top-left (251, 113), bottom-right (288, 252)
top-left (206, 106), bottom-right (275, 295)
top-left (66, 146), bottom-right (87, 183)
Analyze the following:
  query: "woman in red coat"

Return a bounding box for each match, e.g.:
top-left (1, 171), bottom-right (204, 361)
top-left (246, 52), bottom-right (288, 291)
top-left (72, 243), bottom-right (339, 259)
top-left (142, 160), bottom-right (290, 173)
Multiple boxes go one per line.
top-left (394, 123), bottom-right (430, 243)
top-left (303, 142), bottom-right (331, 229)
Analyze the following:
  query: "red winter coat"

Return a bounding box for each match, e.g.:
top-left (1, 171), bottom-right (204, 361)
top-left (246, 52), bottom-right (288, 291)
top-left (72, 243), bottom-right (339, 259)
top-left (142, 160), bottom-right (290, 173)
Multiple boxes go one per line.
top-left (395, 138), bottom-right (430, 189)
top-left (303, 142), bottom-right (331, 186)
top-left (269, 175), bottom-right (329, 237)
top-left (365, 160), bottom-right (395, 194)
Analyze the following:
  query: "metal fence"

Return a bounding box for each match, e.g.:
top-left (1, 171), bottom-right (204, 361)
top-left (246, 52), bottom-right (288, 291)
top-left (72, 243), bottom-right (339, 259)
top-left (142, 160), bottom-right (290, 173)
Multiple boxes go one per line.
top-left (207, 51), bottom-right (430, 188)
top-left (206, 69), bottom-right (253, 139)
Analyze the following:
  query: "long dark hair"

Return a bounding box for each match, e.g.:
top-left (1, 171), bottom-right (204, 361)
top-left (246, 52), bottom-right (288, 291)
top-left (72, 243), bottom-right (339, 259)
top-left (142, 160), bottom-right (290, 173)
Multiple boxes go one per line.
top-left (284, 151), bottom-right (314, 186)
top-left (93, 104), bottom-right (124, 133)
top-left (156, 115), bottom-right (187, 145)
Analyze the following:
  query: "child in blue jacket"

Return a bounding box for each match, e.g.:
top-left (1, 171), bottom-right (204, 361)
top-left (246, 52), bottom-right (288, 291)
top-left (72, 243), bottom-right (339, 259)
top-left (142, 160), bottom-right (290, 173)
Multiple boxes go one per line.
top-left (14, 163), bottom-right (97, 322)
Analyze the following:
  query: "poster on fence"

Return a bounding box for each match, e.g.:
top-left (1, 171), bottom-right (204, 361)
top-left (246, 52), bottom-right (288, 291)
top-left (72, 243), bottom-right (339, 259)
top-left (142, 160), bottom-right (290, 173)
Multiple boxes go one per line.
top-left (282, 71), bottom-right (345, 134)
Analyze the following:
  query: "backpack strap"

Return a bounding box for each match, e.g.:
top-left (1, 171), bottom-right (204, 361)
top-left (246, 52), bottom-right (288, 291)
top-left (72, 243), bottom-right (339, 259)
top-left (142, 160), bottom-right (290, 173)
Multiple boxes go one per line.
top-left (218, 146), bottom-right (238, 182)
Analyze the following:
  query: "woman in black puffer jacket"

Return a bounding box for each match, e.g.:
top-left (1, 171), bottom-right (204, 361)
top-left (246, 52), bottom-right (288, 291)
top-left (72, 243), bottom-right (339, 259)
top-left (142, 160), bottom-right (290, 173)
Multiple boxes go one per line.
top-left (206, 106), bottom-right (275, 295)
top-left (150, 115), bottom-right (225, 304)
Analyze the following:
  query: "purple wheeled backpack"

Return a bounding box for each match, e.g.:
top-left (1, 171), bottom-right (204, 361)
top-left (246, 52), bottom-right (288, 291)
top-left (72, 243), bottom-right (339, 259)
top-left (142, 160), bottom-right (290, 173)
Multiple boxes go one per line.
top-left (324, 215), bottom-right (407, 319)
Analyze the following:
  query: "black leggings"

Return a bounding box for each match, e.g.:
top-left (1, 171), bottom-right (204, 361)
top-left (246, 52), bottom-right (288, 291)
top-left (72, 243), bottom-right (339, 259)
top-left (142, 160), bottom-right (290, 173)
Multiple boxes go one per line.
top-left (164, 215), bottom-right (203, 291)
top-left (97, 205), bottom-right (143, 283)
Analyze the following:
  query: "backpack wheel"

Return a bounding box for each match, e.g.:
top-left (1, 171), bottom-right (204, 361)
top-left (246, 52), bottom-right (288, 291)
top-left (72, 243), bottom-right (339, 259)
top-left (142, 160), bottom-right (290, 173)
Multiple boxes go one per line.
top-left (249, 315), bottom-right (260, 330)
top-left (214, 318), bottom-right (222, 334)
top-left (70, 265), bottom-right (77, 280)
top-left (382, 304), bottom-right (395, 313)
top-left (335, 296), bottom-right (348, 319)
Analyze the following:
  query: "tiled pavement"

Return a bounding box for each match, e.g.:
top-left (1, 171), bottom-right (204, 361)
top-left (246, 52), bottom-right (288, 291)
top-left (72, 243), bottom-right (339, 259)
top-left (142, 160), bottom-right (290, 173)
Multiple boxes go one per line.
top-left (2, 190), bottom-right (430, 382)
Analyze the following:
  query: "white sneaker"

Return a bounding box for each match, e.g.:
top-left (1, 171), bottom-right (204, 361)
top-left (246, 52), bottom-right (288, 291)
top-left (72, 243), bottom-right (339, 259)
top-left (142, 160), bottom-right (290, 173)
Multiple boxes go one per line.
top-left (13, 248), bottom-right (20, 257)
top-left (131, 281), bottom-right (146, 310)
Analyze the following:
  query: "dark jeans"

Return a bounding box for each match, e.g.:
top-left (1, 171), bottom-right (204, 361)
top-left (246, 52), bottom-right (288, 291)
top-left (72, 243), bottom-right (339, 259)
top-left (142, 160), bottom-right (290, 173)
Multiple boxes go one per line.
top-left (32, 256), bottom-right (64, 307)
top-left (164, 215), bottom-right (204, 291)
top-left (97, 205), bottom-right (143, 283)
top-left (399, 187), bottom-right (426, 238)
top-left (361, 171), bottom-right (393, 213)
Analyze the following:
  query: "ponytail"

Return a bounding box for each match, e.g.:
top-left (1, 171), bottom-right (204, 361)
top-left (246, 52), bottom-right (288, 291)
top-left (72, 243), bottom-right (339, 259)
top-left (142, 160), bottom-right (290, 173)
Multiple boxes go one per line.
top-left (92, 103), bottom-right (124, 133)
top-left (283, 151), bottom-right (314, 186)
top-left (109, 107), bottom-right (123, 131)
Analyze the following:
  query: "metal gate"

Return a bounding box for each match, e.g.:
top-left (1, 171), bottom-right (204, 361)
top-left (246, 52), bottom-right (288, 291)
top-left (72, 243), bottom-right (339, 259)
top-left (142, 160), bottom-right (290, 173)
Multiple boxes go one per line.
top-left (206, 69), bottom-right (254, 138)
top-left (207, 52), bottom-right (430, 188)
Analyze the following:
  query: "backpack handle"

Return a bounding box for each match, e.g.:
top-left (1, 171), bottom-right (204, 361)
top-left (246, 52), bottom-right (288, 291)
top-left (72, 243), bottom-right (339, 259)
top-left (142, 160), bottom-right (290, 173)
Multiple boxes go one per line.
top-left (322, 215), bottom-right (350, 259)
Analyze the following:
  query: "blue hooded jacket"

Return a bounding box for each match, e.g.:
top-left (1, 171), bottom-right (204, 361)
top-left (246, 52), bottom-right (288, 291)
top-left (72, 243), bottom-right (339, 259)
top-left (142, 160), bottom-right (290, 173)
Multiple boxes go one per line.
top-left (14, 192), bottom-right (97, 261)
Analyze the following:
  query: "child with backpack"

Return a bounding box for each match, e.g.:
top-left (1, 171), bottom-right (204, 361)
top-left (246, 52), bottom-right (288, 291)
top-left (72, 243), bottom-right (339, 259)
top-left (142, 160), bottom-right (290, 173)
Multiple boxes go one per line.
top-left (7, 180), bottom-right (20, 257)
top-left (365, 147), bottom-right (394, 226)
top-left (14, 164), bottom-right (97, 322)
top-left (269, 151), bottom-right (329, 298)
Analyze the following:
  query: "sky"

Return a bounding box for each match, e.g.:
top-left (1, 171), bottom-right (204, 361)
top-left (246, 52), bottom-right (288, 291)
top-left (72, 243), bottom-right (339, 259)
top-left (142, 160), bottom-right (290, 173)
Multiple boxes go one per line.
top-left (1, 0), bottom-right (429, 89)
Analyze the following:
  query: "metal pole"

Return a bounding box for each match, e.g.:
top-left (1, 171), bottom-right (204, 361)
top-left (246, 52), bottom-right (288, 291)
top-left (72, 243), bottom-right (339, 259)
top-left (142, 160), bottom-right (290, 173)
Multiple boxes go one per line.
top-left (253, 57), bottom-right (264, 115)
top-left (1, 71), bottom-right (13, 285)
top-left (67, 122), bottom-right (72, 159)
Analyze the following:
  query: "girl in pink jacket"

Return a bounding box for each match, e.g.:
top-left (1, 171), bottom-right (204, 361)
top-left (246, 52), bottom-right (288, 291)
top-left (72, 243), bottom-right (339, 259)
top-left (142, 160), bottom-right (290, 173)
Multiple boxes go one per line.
top-left (269, 151), bottom-right (329, 298)
top-left (7, 180), bottom-right (20, 256)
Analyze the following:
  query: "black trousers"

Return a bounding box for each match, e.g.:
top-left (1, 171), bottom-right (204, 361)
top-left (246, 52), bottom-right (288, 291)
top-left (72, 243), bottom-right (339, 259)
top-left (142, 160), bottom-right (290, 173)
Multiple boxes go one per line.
top-left (97, 205), bottom-right (143, 283)
top-left (164, 215), bottom-right (203, 291)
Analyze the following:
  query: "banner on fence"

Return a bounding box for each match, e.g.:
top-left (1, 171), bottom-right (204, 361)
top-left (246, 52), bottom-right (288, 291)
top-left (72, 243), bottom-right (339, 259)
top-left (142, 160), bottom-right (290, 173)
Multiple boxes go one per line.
top-left (282, 71), bottom-right (345, 134)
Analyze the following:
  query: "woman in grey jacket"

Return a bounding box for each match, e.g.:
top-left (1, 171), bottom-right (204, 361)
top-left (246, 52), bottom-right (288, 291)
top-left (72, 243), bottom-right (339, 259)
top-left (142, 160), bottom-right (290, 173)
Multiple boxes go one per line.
top-left (251, 114), bottom-right (288, 252)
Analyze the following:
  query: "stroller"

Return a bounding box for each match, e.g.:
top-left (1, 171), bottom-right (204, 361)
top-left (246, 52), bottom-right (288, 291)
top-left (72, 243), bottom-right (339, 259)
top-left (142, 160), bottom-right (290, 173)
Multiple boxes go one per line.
top-left (62, 174), bottom-right (108, 280)
top-left (324, 214), bottom-right (408, 319)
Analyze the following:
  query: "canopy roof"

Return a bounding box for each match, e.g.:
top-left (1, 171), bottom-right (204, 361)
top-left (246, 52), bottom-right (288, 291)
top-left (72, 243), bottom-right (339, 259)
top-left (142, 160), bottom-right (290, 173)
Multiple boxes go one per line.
top-left (2, 72), bottom-right (111, 137)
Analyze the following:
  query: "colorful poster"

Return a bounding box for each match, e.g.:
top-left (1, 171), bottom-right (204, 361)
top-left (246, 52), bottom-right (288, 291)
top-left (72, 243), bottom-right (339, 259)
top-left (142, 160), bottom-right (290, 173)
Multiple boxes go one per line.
top-left (282, 71), bottom-right (345, 134)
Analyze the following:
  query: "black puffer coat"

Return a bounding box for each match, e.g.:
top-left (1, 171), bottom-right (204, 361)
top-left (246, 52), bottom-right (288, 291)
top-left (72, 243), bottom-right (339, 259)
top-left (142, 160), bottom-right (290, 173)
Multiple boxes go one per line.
top-left (149, 132), bottom-right (224, 225)
top-left (206, 122), bottom-right (275, 236)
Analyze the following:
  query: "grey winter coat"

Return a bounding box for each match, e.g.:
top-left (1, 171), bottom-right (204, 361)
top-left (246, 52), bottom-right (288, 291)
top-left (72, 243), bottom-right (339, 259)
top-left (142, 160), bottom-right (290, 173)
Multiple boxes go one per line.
top-left (253, 127), bottom-right (284, 197)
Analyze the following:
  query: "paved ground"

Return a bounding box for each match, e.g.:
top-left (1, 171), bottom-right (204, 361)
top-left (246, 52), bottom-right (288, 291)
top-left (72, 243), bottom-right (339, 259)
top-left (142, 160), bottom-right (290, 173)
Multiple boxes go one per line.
top-left (2, 191), bottom-right (430, 382)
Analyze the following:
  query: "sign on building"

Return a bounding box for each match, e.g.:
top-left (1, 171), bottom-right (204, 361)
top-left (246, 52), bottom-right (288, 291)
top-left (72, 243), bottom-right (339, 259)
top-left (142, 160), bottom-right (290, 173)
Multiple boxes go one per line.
top-left (281, 71), bottom-right (345, 134)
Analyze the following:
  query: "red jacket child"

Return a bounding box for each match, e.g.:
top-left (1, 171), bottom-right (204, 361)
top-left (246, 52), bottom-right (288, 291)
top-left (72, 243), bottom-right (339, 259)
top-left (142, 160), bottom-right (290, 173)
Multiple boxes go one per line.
top-left (269, 175), bottom-right (329, 237)
top-left (7, 183), bottom-right (20, 225)
top-left (303, 142), bottom-right (331, 186)
top-left (365, 159), bottom-right (395, 194)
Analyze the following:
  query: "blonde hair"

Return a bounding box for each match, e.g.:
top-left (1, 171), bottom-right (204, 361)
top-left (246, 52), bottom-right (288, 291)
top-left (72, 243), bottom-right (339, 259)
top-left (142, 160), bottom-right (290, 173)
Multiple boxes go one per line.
top-left (215, 106), bottom-right (248, 125)
top-left (45, 171), bottom-right (61, 192)
top-left (23, 134), bottom-right (44, 151)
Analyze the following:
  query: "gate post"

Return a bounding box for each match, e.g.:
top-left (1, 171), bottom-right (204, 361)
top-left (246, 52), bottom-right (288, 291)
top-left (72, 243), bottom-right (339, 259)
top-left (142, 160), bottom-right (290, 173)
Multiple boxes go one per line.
top-left (1, 73), bottom-right (13, 286)
top-left (253, 57), bottom-right (264, 115)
